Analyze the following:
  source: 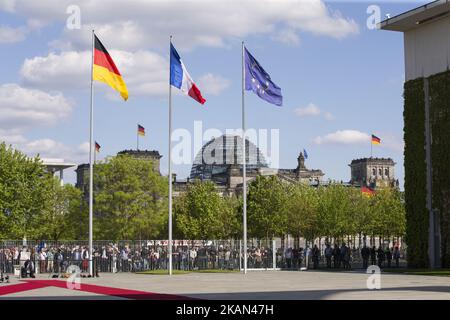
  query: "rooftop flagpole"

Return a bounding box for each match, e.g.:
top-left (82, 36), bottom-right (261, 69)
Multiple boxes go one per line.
top-left (371, 137), bottom-right (373, 158)
top-left (242, 41), bottom-right (247, 275)
top-left (168, 35), bottom-right (173, 276)
top-left (88, 29), bottom-right (95, 277)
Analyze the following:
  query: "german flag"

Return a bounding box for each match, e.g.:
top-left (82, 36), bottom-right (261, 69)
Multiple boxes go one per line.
top-left (138, 124), bottom-right (145, 136)
top-left (361, 186), bottom-right (375, 197)
top-left (95, 141), bottom-right (101, 153)
top-left (93, 34), bottom-right (128, 101)
top-left (371, 134), bottom-right (381, 145)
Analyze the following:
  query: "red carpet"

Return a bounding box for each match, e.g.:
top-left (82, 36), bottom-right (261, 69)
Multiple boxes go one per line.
top-left (0, 281), bottom-right (48, 296)
top-left (0, 280), bottom-right (193, 300)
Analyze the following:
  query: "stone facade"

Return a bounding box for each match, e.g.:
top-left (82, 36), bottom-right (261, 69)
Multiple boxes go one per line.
top-left (277, 152), bottom-right (324, 185)
top-left (349, 157), bottom-right (398, 188)
top-left (174, 133), bottom-right (325, 196)
top-left (117, 149), bottom-right (162, 174)
top-left (76, 149), bottom-right (162, 197)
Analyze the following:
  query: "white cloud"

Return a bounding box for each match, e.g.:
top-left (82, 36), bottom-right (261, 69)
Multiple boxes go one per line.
top-left (0, 0), bottom-right (15, 12)
top-left (77, 142), bottom-right (90, 154)
top-left (294, 103), bottom-right (321, 117)
top-left (10, 0), bottom-right (358, 51)
top-left (0, 25), bottom-right (27, 43)
top-left (0, 129), bottom-right (26, 144)
top-left (21, 50), bottom-right (168, 97)
top-left (272, 29), bottom-right (300, 46)
top-left (313, 130), bottom-right (370, 145)
top-left (24, 138), bottom-right (69, 155)
top-left (294, 103), bottom-right (333, 120)
top-left (0, 131), bottom-right (89, 164)
top-left (0, 84), bottom-right (72, 129)
top-left (21, 51), bottom-right (91, 89)
top-left (323, 112), bottom-right (334, 121)
top-left (197, 73), bottom-right (230, 96)
top-left (375, 132), bottom-right (404, 152)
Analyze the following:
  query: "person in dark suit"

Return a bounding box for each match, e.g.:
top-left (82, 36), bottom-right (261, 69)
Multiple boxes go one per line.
top-left (377, 247), bottom-right (385, 268)
top-left (332, 244), bottom-right (341, 268)
top-left (361, 245), bottom-right (370, 269)
top-left (370, 246), bottom-right (377, 266)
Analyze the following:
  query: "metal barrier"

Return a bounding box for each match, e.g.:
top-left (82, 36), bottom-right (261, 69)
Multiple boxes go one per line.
top-left (0, 240), bottom-right (407, 274)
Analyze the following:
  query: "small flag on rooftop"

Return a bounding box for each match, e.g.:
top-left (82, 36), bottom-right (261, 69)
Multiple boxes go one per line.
top-left (138, 124), bottom-right (145, 136)
top-left (371, 134), bottom-right (381, 145)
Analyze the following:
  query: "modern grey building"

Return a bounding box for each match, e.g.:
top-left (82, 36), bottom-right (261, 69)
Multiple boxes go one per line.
top-left (381, 0), bottom-right (450, 267)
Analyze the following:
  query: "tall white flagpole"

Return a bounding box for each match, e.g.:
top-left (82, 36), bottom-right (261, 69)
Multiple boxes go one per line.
top-left (168, 35), bottom-right (173, 276)
top-left (88, 29), bottom-right (95, 276)
top-left (241, 41), bottom-right (248, 274)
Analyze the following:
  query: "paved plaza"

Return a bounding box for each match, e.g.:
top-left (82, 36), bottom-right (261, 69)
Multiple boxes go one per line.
top-left (1, 270), bottom-right (450, 300)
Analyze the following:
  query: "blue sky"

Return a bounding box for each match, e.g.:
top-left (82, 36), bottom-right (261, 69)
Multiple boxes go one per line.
top-left (0, 0), bottom-right (429, 188)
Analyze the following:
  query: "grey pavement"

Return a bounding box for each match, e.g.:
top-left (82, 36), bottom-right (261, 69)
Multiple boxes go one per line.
top-left (1, 270), bottom-right (450, 300)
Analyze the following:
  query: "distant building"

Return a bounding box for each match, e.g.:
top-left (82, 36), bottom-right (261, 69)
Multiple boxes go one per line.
top-left (117, 149), bottom-right (162, 174)
top-left (41, 158), bottom-right (76, 186)
top-left (381, 0), bottom-right (450, 267)
top-left (174, 134), bottom-right (325, 196)
top-left (76, 149), bottom-right (162, 197)
top-left (349, 157), bottom-right (398, 189)
top-left (278, 151), bottom-right (324, 185)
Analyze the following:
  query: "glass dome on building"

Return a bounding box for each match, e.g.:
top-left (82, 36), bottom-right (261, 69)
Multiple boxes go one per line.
top-left (190, 134), bottom-right (268, 185)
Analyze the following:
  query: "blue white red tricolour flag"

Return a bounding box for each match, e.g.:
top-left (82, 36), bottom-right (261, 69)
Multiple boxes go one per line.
top-left (170, 43), bottom-right (206, 104)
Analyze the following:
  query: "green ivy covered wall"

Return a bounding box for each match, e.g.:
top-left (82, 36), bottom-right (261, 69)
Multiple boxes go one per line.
top-left (403, 69), bottom-right (450, 268)
top-left (403, 77), bottom-right (428, 268)
top-left (429, 70), bottom-right (450, 267)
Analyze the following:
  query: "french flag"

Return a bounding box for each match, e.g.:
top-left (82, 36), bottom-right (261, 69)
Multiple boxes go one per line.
top-left (170, 43), bottom-right (206, 105)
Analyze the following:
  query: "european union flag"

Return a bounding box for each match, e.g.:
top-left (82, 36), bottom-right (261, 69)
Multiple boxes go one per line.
top-left (303, 149), bottom-right (308, 159)
top-left (244, 47), bottom-right (282, 106)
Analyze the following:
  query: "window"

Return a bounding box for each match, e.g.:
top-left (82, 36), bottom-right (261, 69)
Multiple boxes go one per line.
top-left (372, 168), bottom-right (376, 176)
top-left (385, 168), bottom-right (389, 177)
top-left (379, 168), bottom-right (382, 176)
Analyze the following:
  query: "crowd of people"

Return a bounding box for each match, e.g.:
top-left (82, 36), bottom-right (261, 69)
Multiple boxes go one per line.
top-left (0, 241), bottom-right (404, 276)
top-left (279, 243), bottom-right (403, 270)
top-left (0, 243), bottom-right (244, 275)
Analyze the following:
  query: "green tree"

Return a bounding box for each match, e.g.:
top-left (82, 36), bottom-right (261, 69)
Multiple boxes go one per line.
top-left (285, 183), bottom-right (320, 242)
top-left (174, 181), bottom-right (239, 239)
top-left (371, 187), bottom-right (406, 241)
top-left (247, 175), bottom-right (288, 239)
top-left (0, 143), bottom-right (52, 239)
top-left (316, 184), bottom-right (353, 242)
top-left (93, 154), bottom-right (167, 240)
top-left (35, 179), bottom-right (85, 240)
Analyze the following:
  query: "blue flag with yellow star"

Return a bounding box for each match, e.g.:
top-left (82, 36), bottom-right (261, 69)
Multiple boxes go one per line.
top-left (244, 46), bottom-right (282, 106)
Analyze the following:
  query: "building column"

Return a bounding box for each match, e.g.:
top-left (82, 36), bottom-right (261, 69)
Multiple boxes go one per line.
top-left (59, 169), bottom-right (64, 187)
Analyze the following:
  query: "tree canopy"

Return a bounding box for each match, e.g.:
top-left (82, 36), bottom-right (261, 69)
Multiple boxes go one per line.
top-left (0, 143), bottom-right (406, 243)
